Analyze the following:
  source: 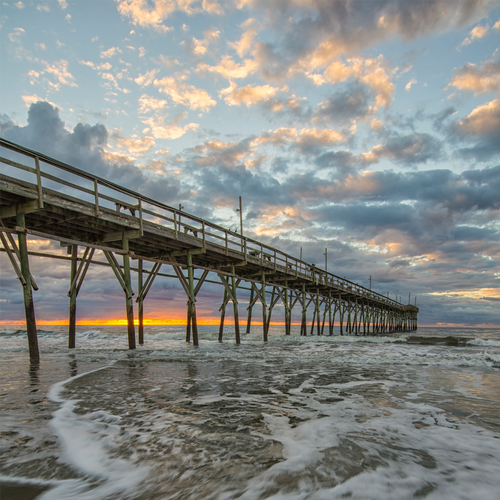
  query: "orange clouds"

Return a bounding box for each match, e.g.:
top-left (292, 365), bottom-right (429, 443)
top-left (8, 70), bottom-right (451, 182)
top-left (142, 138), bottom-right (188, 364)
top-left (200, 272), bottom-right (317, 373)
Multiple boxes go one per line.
top-left (116, 0), bottom-right (223, 30)
top-left (311, 56), bottom-right (395, 109)
top-left (449, 59), bottom-right (500, 94)
top-left (455, 99), bottom-right (500, 137)
top-left (154, 76), bottom-right (216, 111)
top-left (220, 82), bottom-right (283, 106)
top-left (428, 288), bottom-right (500, 300)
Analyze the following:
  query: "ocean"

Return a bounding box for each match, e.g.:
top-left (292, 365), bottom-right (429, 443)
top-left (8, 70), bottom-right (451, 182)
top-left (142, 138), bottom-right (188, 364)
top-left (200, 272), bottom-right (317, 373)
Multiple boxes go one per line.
top-left (0, 325), bottom-right (499, 500)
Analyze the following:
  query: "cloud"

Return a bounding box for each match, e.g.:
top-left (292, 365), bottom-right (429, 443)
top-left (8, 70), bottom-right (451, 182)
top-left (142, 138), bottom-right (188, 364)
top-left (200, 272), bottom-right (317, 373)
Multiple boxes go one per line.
top-left (0, 102), bottom-right (183, 202)
top-left (138, 94), bottom-right (169, 113)
top-left (198, 55), bottom-right (258, 79)
top-left (405, 78), bottom-right (417, 91)
top-left (28, 59), bottom-right (78, 91)
top-left (115, 0), bottom-right (223, 31)
top-left (461, 23), bottom-right (490, 46)
top-left (313, 84), bottom-right (371, 124)
top-left (315, 56), bottom-right (395, 109)
top-left (134, 69), bottom-right (160, 87)
top-left (229, 18), bottom-right (259, 57)
top-left (448, 58), bottom-right (500, 94)
top-left (250, 126), bottom-right (346, 155)
top-left (8, 27), bottom-right (25, 43)
top-left (100, 46), bottom-right (123, 58)
top-left (360, 132), bottom-right (442, 166)
top-left (112, 133), bottom-right (155, 153)
top-left (142, 112), bottom-right (199, 139)
top-left (238, 0), bottom-right (491, 78)
top-left (185, 28), bottom-right (221, 57)
top-left (153, 76), bottom-right (217, 111)
top-left (294, 128), bottom-right (346, 154)
top-left (220, 82), bottom-right (284, 107)
top-left (449, 99), bottom-right (500, 161)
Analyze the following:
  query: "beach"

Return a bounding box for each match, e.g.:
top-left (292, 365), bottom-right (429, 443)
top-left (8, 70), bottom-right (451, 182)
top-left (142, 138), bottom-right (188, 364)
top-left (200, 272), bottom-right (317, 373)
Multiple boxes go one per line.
top-left (1, 325), bottom-right (499, 499)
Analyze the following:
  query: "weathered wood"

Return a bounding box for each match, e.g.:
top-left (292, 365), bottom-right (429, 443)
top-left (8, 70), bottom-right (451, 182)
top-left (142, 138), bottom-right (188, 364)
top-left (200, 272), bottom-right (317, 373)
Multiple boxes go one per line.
top-left (68, 245), bottom-right (78, 348)
top-left (0, 231), bottom-right (25, 285)
top-left (246, 286), bottom-right (254, 334)
top-left (138, 259), bottom-right (144, 345)
top-left (16, 212), bottom-right (39, 362)
top-left (219, 288), bottom-right (228, 342)
top-left (231, 265), bottom-right (240, 345)
top-left (122, 238), bottom-right (136, 349)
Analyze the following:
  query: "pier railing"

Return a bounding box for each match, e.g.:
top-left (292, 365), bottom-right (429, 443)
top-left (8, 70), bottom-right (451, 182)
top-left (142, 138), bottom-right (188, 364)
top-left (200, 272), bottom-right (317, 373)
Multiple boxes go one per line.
top-left (0, 137), bottom-right (403, 310)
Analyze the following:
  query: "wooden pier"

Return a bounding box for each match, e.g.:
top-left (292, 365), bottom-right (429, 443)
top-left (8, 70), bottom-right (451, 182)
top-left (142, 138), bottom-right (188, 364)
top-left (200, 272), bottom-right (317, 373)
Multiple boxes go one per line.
top-left (0, 138), bottom-right (418, 361)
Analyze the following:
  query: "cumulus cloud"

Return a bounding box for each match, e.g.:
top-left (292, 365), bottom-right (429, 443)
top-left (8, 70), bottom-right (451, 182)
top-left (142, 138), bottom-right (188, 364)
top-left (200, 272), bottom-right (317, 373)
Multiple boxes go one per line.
top-left (449, 99), bottom-right (500, 161)
top-left (29, 59), bottom-right (78, 91)
top-left (313, 56), bottom-right (395, 109)
top-left (154, 75), bottom-right (217, 111)
top-left (0, 101), bottom-right (183, 202)
top-left (142, 112), bottom-right (199, 139)
top-left (360, 132), bottom-right (442, 166)
top-left (220, 82), bottom-right (284, 106)
top-left (198, 55), bottom-right (258, 79)
top-left (449, 57), bottom-right (500, 94)
top-left (461, 23), bottom-right (490, 46)
top-left (313, 84), bottom-right (371, 124)
top-left (112, 132), bottom-right (155, 153)
top-left (238, 0), bottom-right (491, 77)
top-left (405, 78), bottom-right (417, 91)
top-left (115, 0), bottom-right (223, 31)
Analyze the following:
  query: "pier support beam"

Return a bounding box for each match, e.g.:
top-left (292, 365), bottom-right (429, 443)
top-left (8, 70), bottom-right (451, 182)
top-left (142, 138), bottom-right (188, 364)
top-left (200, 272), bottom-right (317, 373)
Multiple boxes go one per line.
top-left (103, 243), bottom-right (135, 349)
top-left (67, 246), bottom-right (94, 348)
top-left (219, 288), bottom-right (229, 342)
top-left (246, 286), bottom-right (254, 334)
top-left (301, 284), bottom-right (307, 336)
top-left (16, 213), bottom-right (39, 362)
top-left (137, 259), bottom-right (144, 345)
top-left (123, 238), bottom-right (136, 349)
top-left (217, 270), bottom-right (241, 344)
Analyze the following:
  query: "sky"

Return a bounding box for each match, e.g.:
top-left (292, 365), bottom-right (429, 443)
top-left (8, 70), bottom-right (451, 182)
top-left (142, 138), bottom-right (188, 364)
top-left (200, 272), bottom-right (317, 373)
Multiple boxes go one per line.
top-left (1, 0), bottom-right (500, 328)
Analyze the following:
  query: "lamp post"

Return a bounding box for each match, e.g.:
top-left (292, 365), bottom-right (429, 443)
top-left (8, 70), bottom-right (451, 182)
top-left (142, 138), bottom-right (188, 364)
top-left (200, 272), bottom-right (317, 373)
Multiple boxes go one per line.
top-left (324, 248), bottom-right (328, 272)
top-left (236, 196), bottom-right (243, 235)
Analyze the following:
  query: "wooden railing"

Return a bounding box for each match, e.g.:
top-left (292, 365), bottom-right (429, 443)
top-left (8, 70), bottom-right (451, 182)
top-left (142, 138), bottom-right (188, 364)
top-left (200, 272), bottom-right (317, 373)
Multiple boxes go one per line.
top-left (0, 137), bottom-right (404, 310)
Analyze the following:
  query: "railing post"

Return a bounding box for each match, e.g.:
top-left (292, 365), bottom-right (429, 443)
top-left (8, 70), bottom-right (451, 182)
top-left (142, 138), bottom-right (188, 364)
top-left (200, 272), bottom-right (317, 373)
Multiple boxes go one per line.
top-left (34, 156), bottom-right (44, 209)
top-left (94, 179), bottom-right (100, 216)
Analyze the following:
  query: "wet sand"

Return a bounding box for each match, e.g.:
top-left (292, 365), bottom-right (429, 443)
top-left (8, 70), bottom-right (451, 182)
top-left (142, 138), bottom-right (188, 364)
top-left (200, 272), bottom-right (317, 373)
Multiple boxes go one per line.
top-left (0, 481), bottom-right (48, 500)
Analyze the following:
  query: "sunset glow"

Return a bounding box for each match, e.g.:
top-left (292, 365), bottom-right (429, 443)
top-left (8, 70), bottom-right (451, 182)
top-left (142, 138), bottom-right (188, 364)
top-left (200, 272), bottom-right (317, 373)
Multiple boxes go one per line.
top-left (1, 1), bottom-right (499, 327)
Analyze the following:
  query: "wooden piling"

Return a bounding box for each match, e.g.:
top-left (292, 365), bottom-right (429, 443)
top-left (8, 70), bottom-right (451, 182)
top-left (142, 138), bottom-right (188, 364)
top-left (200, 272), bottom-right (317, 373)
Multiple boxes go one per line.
top-left (122, 238), bottom-right (136, 350)
top-left (187, 253), bottom-right (198, 347)
top-left (261, 273), bottom-right (268, 342)
top-left (68, 245), bottom-right (78, 348)
top-left (16, 212), bottom-right (39, 362)
top-left (138, 259), bottom-right (144, 345)
top-left (246, 286), bottom-right (254, 334)
top-left (219, 288), bottom-right (227, 342)
top-left (231, 267), bottom-right (240, 345)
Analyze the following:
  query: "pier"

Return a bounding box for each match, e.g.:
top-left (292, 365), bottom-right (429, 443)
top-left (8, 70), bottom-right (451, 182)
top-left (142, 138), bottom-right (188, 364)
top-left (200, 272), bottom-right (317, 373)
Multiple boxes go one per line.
top-left (0, 138), bottom-right (418, 361)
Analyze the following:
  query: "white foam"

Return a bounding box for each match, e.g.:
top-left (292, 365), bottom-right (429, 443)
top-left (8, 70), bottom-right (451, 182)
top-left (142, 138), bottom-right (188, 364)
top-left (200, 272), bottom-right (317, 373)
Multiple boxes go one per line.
top-left (46, 365), bottom-right (151, 500)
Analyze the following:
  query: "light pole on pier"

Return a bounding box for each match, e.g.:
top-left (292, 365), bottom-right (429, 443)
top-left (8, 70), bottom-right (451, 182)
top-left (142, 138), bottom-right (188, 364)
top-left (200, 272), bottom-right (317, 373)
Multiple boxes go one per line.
top-left (369, 275), bottom-right (372, 290)
top-left (324, 248), bottom-right (328, 272)
top-left (236, 196), bottom-right (243, 235)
